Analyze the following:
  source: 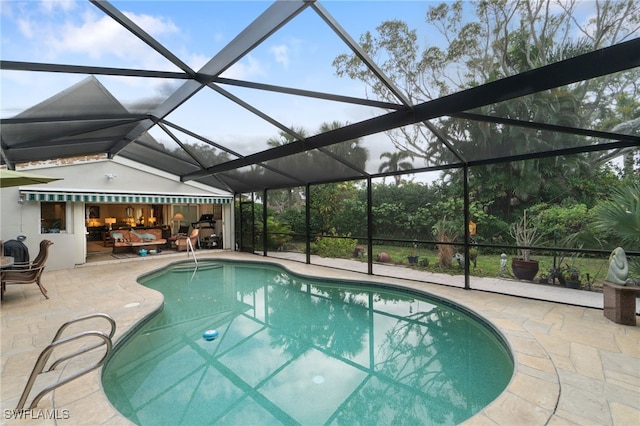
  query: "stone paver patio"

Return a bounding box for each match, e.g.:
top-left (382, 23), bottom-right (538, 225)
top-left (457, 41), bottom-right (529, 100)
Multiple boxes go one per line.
top-left (1, 251), bottom-right (639, 425)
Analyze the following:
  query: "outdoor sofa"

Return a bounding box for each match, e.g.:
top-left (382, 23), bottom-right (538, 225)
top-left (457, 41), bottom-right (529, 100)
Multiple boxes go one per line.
top-left (110, 228), bottom-right (166, 253)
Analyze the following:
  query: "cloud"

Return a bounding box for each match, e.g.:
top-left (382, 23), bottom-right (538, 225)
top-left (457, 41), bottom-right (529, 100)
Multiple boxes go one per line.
top-left (17, 18), bottom-right (34, 38)
top-left (269, 44), bottom-right (290, 68)
top-left (222, 55), bottom-right (267, 80)
top-left (40, 8), bottom-right (180, 70)
top-left (213, 32), bottom-right (225, 44)
top-left (188, 53), bottom-right (211, 71)
top-left (123, 11), bottom-right (179, 38)
top-left (39, 0), bottom-right (76, 13)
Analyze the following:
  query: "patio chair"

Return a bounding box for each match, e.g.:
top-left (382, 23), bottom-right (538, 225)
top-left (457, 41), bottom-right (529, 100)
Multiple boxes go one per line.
top-left (175, 229), bottom-right (199, 252)
top-left (1, 240), bottom-right (54, 299)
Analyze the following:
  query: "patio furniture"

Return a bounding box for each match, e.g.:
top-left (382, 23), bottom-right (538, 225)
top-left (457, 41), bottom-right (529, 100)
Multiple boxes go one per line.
top-left (202, 234), bottom-right (222, 249)
top-left (176, 229), bottom-right (199, 252)
top-left (110, 229), bottom-right (167, 254)
top-left (1, 240), bottom-right (54, 299)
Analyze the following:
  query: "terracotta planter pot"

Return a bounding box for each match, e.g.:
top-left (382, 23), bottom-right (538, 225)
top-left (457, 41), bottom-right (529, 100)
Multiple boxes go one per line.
top-left (512, 258), bottom-right (539, 281)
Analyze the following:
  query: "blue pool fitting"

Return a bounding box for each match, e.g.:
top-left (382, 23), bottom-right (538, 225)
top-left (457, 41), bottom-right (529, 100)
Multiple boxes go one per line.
top-left (202, 330), bottom-right (219, 341)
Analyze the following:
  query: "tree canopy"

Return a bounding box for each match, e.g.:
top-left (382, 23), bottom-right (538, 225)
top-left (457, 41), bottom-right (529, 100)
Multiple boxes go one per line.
top-left (333, 0), bottom-right (640, 217)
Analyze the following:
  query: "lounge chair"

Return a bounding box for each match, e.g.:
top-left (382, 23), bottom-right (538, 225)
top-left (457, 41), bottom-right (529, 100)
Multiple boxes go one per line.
top-left (1, 240), bottom-right (54, 299)
top-left (175, 229), bottom-right (199, 252)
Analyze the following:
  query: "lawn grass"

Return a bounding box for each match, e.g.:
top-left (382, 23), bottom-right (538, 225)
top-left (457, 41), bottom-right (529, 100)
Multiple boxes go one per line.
top-left (366, 245), bottom-right (611, 289)
top-left (289, 242), bottom-right (612, 291)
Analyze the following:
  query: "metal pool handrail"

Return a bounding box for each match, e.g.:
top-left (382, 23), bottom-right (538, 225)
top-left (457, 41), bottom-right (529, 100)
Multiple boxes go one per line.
top-left (15, 313), bottom-right (116, 410)
top-left (186, 236), bottom-right (198, 267)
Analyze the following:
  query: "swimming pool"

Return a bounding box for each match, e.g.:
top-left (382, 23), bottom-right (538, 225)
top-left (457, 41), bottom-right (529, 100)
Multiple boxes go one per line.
top-left (102, 260), bottom-right (513, 425)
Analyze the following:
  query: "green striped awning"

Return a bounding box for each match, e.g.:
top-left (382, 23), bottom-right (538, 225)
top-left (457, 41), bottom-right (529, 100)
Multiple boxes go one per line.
top-left (20, 190), bottom-right (231, 204)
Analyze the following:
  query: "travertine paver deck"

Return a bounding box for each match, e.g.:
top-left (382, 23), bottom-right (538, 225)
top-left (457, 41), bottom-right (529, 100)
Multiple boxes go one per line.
top-left (1, 251), bottom-right (639, 425)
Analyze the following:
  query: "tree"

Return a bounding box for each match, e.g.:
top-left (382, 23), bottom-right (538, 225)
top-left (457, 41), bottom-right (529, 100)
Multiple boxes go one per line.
top-left (266, 126), bottom-right (308, 148)
top-left (310, 181), bottom-right (360, 235)
top-left (377, 151), bottom-right (414, 185)
top-left (264, 121), bottom-right (368, 186)
top-left (318, 121), bottom-right (369, 173)
top-left (333, 0), bottom-right (640, 215)
top-left (591, 182), bottom-right (640, 250)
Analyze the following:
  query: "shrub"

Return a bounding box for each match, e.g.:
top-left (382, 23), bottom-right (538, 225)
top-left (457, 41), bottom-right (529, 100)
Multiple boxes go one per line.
top-left (432, 218), bottom-right (459, 267)
top-left (259, 216), bottom-right (293, 250)
top-left (313, 230), bottom-right (358, 258)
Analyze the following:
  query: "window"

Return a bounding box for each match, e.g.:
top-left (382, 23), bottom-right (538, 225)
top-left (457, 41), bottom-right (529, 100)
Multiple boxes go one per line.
top-left (172, 205), bottom-right (197, 226)
top-left (213, 204), bottom-right (222, 220)
top-left (41, 202), bottom-right (66, 233)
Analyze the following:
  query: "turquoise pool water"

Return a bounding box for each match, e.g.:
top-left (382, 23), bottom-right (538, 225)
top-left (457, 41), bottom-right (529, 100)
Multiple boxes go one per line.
top-left (102, 260), bottom-right (513, 425)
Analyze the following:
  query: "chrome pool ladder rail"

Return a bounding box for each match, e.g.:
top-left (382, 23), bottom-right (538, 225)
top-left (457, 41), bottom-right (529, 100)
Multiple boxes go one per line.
top-left (186, 236), bottom-right (198, 267)
top-left (16, 313), bottom-right (116, 411)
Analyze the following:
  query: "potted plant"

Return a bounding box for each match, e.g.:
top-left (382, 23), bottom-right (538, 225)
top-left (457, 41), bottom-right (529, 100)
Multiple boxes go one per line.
top-left (407, 241), bottom-right (419, 265)
top-left (559, 263), bottom-right (582, 289)
top-left (509, 210), bottom-right (541, 280)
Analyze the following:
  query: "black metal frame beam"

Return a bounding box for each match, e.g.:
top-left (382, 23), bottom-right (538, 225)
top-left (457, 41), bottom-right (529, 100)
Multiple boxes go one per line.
top-left (0, 60), bottom-right (190, 79)
top-left (106, 0), bottom-right (313, 157)
top-left (1, 113), bottom-right (151, 126)
top-left (184, 38), bottom-right (640, 180)
top-left (159, 119), bottom-right (306, 188)
top-left (311, 2), bottom-right (412, 107)
top-left (453, 112), bottom-right (640, 144)
top-left (8, 119), bottom-right (145, 149)
top-left (90, 0), bottom-right (196, 76)
top-left (214, 77), bottom-right (404, 110)
top-left (206, 82), bottom-right (306, 140)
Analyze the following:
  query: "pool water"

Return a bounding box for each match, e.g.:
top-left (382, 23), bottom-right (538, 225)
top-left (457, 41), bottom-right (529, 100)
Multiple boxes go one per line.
top-left (102, 260), bottom-right (513, 425)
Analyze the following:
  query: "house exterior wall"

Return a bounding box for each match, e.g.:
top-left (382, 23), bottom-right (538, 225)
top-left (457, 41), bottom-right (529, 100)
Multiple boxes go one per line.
top-left (0, 157), bottom-right (234, 271)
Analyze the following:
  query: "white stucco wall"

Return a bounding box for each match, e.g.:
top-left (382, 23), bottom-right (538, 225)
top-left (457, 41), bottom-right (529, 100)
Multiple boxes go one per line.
top-left (1, 186), bottom-right (71, 266)
top-left (1, 158), bottom-right (234, 271)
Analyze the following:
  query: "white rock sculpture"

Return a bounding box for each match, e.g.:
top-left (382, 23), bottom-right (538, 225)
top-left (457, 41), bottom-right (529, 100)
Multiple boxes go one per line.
top-left (605, 247), bottom-right (629, 285)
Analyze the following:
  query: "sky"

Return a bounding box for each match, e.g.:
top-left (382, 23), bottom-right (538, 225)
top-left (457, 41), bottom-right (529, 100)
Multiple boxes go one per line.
top-left (0, 1), bottom-right (431, 113)
top-left (1, 0), bottom-right (631, 181)
top-left (1, 0), bottom-right (440, 176)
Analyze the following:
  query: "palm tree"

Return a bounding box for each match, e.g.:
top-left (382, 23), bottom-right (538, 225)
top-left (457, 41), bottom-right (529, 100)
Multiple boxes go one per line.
top-left (266, 126), bottom-right (307, 147)
top-left (592, 182), bottom-right (640, 277)
top-left (592, 182), bottom-right (640, 255)
top-left (378, 151), bottom-right (414, 185)
top-left (318, 121), bottom-right (369, 171)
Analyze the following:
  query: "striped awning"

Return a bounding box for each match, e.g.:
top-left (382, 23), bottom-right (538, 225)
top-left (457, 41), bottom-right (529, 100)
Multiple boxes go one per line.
top-left (21, 190), bottom-right (231, 204)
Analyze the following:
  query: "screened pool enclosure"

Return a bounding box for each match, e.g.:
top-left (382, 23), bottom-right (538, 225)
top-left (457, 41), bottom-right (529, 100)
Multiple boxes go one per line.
top-left (1, 1), bottom-right (639, 292)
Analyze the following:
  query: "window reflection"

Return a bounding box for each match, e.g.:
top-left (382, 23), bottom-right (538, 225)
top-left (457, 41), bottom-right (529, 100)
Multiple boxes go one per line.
top-left (40, 202), bottom-right (65, 233)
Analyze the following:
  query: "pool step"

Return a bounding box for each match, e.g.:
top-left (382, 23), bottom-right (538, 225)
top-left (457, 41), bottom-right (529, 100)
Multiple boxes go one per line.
top-left (170, 262), bottom-right (223, 273)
